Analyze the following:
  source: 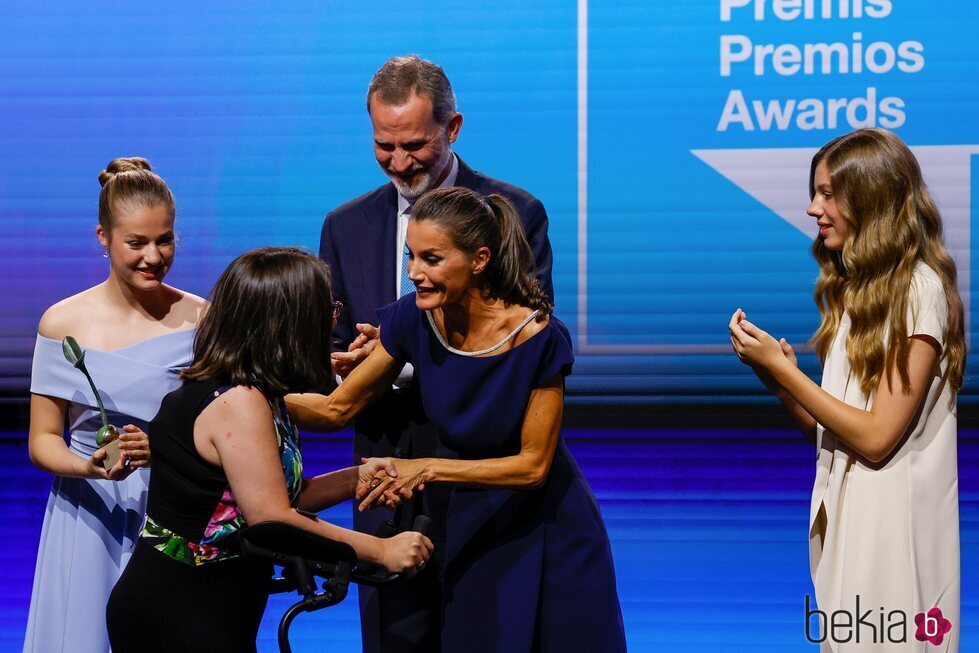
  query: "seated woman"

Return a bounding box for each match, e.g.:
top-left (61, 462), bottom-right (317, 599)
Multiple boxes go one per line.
top-left (106, 247), bottom-right (432, 653)
top-left (288, 187), bottom-right (626, 652)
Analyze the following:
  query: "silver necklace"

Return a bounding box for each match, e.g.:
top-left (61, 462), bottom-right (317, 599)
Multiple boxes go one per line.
top-left (426, 309), bottom-right (541, 357)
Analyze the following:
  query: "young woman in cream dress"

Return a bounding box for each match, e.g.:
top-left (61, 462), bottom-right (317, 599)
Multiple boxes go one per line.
top-left (730, 129), bottom-right (963, 652)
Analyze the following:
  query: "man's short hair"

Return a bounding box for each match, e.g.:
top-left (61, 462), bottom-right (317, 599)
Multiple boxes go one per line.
top-left (367, 54), bottom-right (457, 126)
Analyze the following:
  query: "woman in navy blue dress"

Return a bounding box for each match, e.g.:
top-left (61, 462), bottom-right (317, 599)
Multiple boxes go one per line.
top-left (288, 187), bottom-right (626, 652)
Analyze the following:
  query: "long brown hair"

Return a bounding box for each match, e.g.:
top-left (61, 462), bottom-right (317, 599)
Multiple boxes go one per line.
top-left (182, 247), bottom-right (335, 396)
top-left (810, 128), bottom-right (965, 398)
top-left (411, 187), bottom-right (552, 317)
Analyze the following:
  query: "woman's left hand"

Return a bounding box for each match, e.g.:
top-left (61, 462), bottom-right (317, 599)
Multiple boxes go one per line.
top-left (357, 458), bottom-right (428, 512)
top-left (728, 309), bottom-right (788, 372)
top-left (117, 425), bottom-right (151, 470)
top-left (355, 457), bottom-right (404, 510)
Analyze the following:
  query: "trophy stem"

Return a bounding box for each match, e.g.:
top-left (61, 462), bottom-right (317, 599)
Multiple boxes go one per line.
top-left (62, 337), bottom-right (118, 459)
top-left (61, 337), bottom-right (110, 429)
top-left (78, 363), bottom-right (110, 430)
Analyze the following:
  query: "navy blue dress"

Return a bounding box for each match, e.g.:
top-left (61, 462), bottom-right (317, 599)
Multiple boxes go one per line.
top-left (377, 296), bottom-right (626, 653)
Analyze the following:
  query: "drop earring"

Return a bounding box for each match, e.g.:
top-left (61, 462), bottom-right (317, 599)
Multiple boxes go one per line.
top-left (102, 249), bottom-right (109, 259)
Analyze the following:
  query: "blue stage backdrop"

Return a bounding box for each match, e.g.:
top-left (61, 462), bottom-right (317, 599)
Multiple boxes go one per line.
top-left (2, 4), bottom-right (979, 653)
top-left (2, 1), bottom-right (979, 401)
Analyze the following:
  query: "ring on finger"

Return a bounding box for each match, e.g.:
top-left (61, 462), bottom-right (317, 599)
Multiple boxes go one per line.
top-left (370, 477), bottom-right (382, 489)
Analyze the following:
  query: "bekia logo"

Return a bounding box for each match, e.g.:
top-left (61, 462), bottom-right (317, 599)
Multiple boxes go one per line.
top-left (805, 596), bottom-right (952, 646)
top-left (915, 607), bottom-right (952, 646)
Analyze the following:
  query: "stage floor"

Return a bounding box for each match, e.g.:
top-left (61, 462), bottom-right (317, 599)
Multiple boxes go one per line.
top-left (1, 427), bottom-right (975, 652)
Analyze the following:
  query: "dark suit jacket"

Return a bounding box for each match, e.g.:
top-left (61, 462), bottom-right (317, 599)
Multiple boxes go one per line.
top-left (319, 155), bottom-right (554, 462)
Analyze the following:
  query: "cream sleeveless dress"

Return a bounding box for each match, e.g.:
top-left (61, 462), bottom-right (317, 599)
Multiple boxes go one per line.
top-left (810, 263), bottom-right (959, 652)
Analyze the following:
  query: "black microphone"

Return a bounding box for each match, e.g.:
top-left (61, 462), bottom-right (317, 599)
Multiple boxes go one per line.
top-left (374, 520), bottom-right (398, 538)
top-left (411, 515), bottom-right (432, 535)
top-left (376, 514), bottom-right (430, 538)
top-left (357, 514), bottom-right (432, 584)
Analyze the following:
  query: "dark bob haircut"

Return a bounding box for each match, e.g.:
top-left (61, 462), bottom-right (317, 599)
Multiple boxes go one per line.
top-left (182, 247), bottom-right (335, 396)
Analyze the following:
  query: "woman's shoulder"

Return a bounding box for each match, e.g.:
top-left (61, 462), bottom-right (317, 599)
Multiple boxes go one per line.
top-left (503, 310), bottom-right (568, 354)
top-left (508, 308), bottom-right (544, 344)
top-left (204, 384), bottom-right (269, 412)
top-left (911, 261), bottom-right (942, 286)
top-left (187, 382), bottom-right (273, 426)
top-left (505, 309), bottom-right (570, 350)
top-left (909, 262), bottom-right (947, 310)
top-left (539, 313), bottom-right (572, 346)
top-left (171, 286), bottom-right (208, 308)
top-left (37, 286), bottom-right (104, 339)
top-left (38, 284), bottom-right (206, 339)
top-left (905, 262), bottom-right (949, 342)
top-left (165, 285), bottom-right (208, 326)
top-left (524, 313), bottom-right (574, 384)
top-left (378, 294), bottom-right (423, 333)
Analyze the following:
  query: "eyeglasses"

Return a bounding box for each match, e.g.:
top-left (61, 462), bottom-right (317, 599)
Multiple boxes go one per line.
top-left (332, 300), bottom-right (344, 320)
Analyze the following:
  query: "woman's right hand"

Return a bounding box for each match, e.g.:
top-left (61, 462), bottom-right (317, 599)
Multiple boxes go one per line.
top-left (730, 309), bottom-right (798, 388)
top-left (778, 337), bottom-right (798, 367)
top-left (85, 445), bottom-right (135, 481)
top-left (380, 531), bottom-right (434, 574)
top-left (750, 338), bottom-right (798, 388)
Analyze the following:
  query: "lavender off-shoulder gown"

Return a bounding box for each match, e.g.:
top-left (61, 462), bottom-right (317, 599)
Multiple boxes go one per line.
top-left (23, 331), bottom-right (194, 653)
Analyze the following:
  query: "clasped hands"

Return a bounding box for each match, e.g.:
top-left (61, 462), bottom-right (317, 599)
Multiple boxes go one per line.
top-left (332, 323), bottom-right (380, 378)
top-left (728, 308), bottom-right (798, 376)
top-left (87, 424), bottom-right (151, 481)
top-left (356, 457), bottom-right (428, 512)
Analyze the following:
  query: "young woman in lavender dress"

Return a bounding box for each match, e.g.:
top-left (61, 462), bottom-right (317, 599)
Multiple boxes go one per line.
top-left (25, 158), bottom-right (205, 653)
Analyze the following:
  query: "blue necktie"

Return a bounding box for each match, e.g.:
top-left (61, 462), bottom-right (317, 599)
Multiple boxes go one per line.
top-left (399, 206), bottom-right (414, 297)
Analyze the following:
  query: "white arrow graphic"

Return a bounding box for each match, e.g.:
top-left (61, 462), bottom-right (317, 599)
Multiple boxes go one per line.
top-left (692, 145), bottom-right (979, 326)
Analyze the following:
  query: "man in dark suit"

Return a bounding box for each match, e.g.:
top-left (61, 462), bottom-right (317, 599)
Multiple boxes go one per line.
top-left (319, 54), bottom-right (553, 653)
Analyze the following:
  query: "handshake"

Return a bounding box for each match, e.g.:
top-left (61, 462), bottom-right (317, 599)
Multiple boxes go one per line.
top-left (355, 457), bottom-right (429, 512)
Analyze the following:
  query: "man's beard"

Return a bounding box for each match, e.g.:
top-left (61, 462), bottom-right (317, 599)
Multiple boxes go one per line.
top-left (387, 166), bottom-right (433, 200)
top-left (384, 144), bottom-right (453, 200)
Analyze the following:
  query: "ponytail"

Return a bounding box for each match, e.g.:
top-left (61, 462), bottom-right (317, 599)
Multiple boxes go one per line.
top-left (483, 194), bottom-right (551, 316)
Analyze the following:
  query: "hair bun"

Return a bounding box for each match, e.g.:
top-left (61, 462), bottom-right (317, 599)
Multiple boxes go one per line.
top-left (98, 157), bottom-right (153, 187)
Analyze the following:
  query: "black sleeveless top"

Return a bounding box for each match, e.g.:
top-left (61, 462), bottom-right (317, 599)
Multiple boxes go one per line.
top-left (141, 377), bottom-right (304, 566)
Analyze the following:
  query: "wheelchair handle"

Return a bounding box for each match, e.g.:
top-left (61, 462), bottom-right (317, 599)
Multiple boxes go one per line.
top-left (352, 513), bottom-right (433, 584)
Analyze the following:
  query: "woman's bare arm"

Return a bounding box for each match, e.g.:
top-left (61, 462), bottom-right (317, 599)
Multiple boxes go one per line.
top-left (357, 375), bottom-right (565, 509)
top-left (731, 316), bottom-right (939, 463)
top-left (286, 341), bottom-right (403, 432)
top-left (198, 386), bottom-right (430, 572)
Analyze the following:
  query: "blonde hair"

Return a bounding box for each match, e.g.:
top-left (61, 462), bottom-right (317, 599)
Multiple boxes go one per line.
top-left (810, 128), bottom-right (965, 398)
top-left (97, 157), bottom-right (175, 234)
